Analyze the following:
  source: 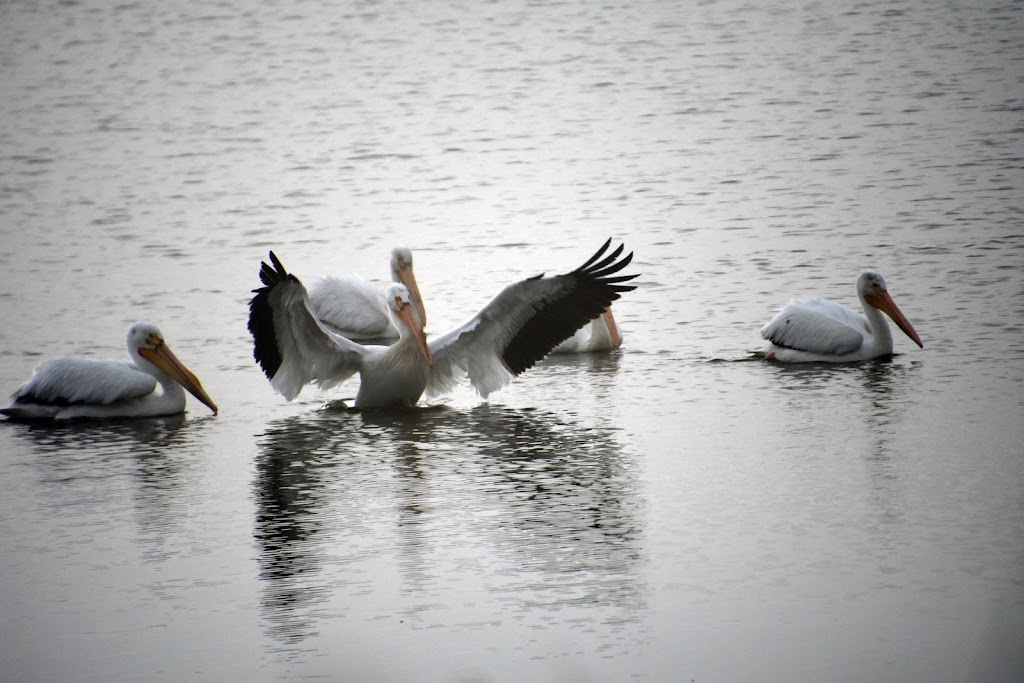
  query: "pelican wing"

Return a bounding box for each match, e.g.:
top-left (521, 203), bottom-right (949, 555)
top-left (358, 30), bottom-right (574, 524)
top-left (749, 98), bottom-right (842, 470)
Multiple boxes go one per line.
top-left (308, 274), bottom-right (395, 341)
top-left (760, 298), bottom-right (867, 355)
top-left (248, 252), bottom-right (367, 401)
top-left (11, 358), bottom-right (156, 406)
top-left (426, 239), bottom-right (638, 398)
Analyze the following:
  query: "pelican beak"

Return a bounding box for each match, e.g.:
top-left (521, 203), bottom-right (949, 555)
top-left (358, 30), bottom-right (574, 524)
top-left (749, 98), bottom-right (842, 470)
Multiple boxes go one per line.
top-left (601, 307), bottom-right (622, 349)
top-left (866, 286), bottom-right (924, 348)
top-left (139, 343), bottom-right (220, 414)
top-left (395, 299), bottom-right (434, 368)
top-left (395, 261), bottom-right (427, 329)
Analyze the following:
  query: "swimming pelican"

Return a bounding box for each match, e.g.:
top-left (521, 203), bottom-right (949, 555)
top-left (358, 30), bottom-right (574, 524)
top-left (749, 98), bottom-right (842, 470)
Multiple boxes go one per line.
top-left (307, 246), bottom-right (425, 341)
top-left (551, 306), bottom-right (622, 354)
top-left (247, 239), bottom-right (638, 407)
top-left (1, 323), bottom-right (219, 420)
top-left (759, 271), bottom-right (924, 362)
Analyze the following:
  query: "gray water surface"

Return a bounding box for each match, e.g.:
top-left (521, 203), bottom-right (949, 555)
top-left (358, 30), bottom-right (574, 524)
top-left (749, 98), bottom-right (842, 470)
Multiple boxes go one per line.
top-left (1, 0), bottom-right (1022, 680)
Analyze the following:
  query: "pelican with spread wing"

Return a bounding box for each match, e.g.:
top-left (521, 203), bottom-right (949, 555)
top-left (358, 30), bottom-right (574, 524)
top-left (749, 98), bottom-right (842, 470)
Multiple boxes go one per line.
top-left (248, 239), bottom-right (638, 407)
top-left (2, 323), bottom-right (218, 420)
top-left (759, 271), bottom-right (923, 362)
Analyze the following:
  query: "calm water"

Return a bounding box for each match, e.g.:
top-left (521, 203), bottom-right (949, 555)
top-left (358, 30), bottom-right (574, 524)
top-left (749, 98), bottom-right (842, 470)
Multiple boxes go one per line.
top-left (1, 0), bottom-right (1022, 680)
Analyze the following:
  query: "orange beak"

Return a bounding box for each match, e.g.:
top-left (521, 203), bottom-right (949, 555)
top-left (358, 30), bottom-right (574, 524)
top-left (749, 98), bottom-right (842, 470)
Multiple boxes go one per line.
top-left (601, 307), bottom-right (622, 349)
top-left (139, 344), bottom-right (219, 414)
top-left (395, 261), bottom-right (427, 329)
top-left (866, 286), bottom-right (923, 348)
top-left (394, 300), bottom-right (434, 368)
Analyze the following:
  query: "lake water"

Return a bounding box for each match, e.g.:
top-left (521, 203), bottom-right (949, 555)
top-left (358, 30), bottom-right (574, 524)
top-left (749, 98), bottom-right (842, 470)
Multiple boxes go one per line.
top-left (1, 0), bottom-right (1022, 680)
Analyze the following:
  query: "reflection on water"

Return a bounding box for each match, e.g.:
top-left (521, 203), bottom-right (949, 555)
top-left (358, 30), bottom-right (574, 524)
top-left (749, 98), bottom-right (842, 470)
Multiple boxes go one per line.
top-left (853, 361), bottom-right (920, 539)
top-left (757, 358), bottom-right (925, 572)
top-left (6, 415), bottom-right (197, 502)
top-left (5, 416), bottom-right (212, 562)
top-left (254, 403), bottom-right (645, 652)
top-left (758, 356), bottom-right (922, 475)
top-left (8, 413), bottom-right (190, 453)
top-left (253, 412), bottom-right (341, 647)
top-left (857, 359), bottom-right (918, 427)
top-left (459, 405), bottom-right (643, 620)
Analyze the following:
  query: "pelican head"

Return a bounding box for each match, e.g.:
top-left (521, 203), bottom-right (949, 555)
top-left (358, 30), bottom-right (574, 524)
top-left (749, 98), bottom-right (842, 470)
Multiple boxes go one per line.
top-left (128, 323), bottom-right (219, 414)
top-left (385, 284), bottom-right (433, 368)
top-left (389, 246), bottom-right (426, 328)
top-left (390, 246), bottom-right (413, 274)
top-left (857, 272), bottom-right (923, 348)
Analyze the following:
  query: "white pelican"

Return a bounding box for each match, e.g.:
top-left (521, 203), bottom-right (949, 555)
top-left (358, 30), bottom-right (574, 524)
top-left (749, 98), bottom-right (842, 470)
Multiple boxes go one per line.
top-left (247, 239), bottom-right (638, 407)
top-left (307, 246), bottom-right (425, 341)
top-left (759, 271), bottom-right (924, 362)
top-left (551, 306), bottom-right (622, 353)
top-left (1, 323), bottom-right (219, 420)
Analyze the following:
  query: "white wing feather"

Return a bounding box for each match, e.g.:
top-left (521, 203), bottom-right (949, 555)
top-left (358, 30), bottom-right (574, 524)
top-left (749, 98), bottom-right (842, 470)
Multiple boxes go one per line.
top-left (426, 275), bottom-right (576, 399)
top-left (760, 298), bottom-right (868, 355)
top-left (12, 358), bottom-right (157, 405)
top-left (265, 275), bottom-right (367, 400)
top-left (308, 274), bottom-right (396, 340)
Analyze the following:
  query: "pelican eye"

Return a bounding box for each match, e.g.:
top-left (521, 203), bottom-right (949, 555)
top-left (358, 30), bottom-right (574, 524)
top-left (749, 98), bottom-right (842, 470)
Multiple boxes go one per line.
top-left (394, 296), bottom-right (406, 309)
top-left (147, 333), bottom-right (163, 347)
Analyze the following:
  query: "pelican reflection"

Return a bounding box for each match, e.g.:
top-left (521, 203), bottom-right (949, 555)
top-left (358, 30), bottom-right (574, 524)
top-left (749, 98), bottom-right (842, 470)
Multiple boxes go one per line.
top-left (8, 415), bottom-right (205, 563)
top-left (253, 403), bottom-right (646, 649)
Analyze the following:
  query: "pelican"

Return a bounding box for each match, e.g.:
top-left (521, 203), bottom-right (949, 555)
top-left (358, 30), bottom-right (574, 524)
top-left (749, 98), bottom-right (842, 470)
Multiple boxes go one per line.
top-left (307, 246), bottom-right (426, 341)
top-left (759, 271), bottom-right (924, 362)
top-left (247, 239), bottom-right (638, 408)
top-left (551, 306), bottom-right (622, 353)
top-left (1, 323), bottom-right (219, 420)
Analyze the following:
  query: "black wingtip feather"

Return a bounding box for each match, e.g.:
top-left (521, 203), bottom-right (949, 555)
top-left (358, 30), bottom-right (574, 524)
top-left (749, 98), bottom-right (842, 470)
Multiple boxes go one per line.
top-left (574, 237), bottom-right (613, 272)
top-left (248, 251), bottom-right (294, 381)
top-left (501, 240), bottom-right (640, 375)
top-left (584, 243), bottom-right (626, 274)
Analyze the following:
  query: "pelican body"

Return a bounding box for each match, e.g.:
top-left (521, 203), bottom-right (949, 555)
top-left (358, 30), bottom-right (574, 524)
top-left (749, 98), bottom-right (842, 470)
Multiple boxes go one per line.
top-left (248, 239), bottom-right (638, 408)
top-left (1, 323), bottom-right (219, 420)
top-left (307, 246), bottom-right (425, 342)
top-left (551, 307), bottom-right (622, 353)
top-left (759, 272), bottom-right (923, 362)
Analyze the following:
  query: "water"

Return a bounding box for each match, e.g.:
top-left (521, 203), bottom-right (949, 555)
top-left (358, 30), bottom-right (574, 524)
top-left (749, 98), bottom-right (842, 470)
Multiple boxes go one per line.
top-left (1, 0), bottom-right (1022, 679)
